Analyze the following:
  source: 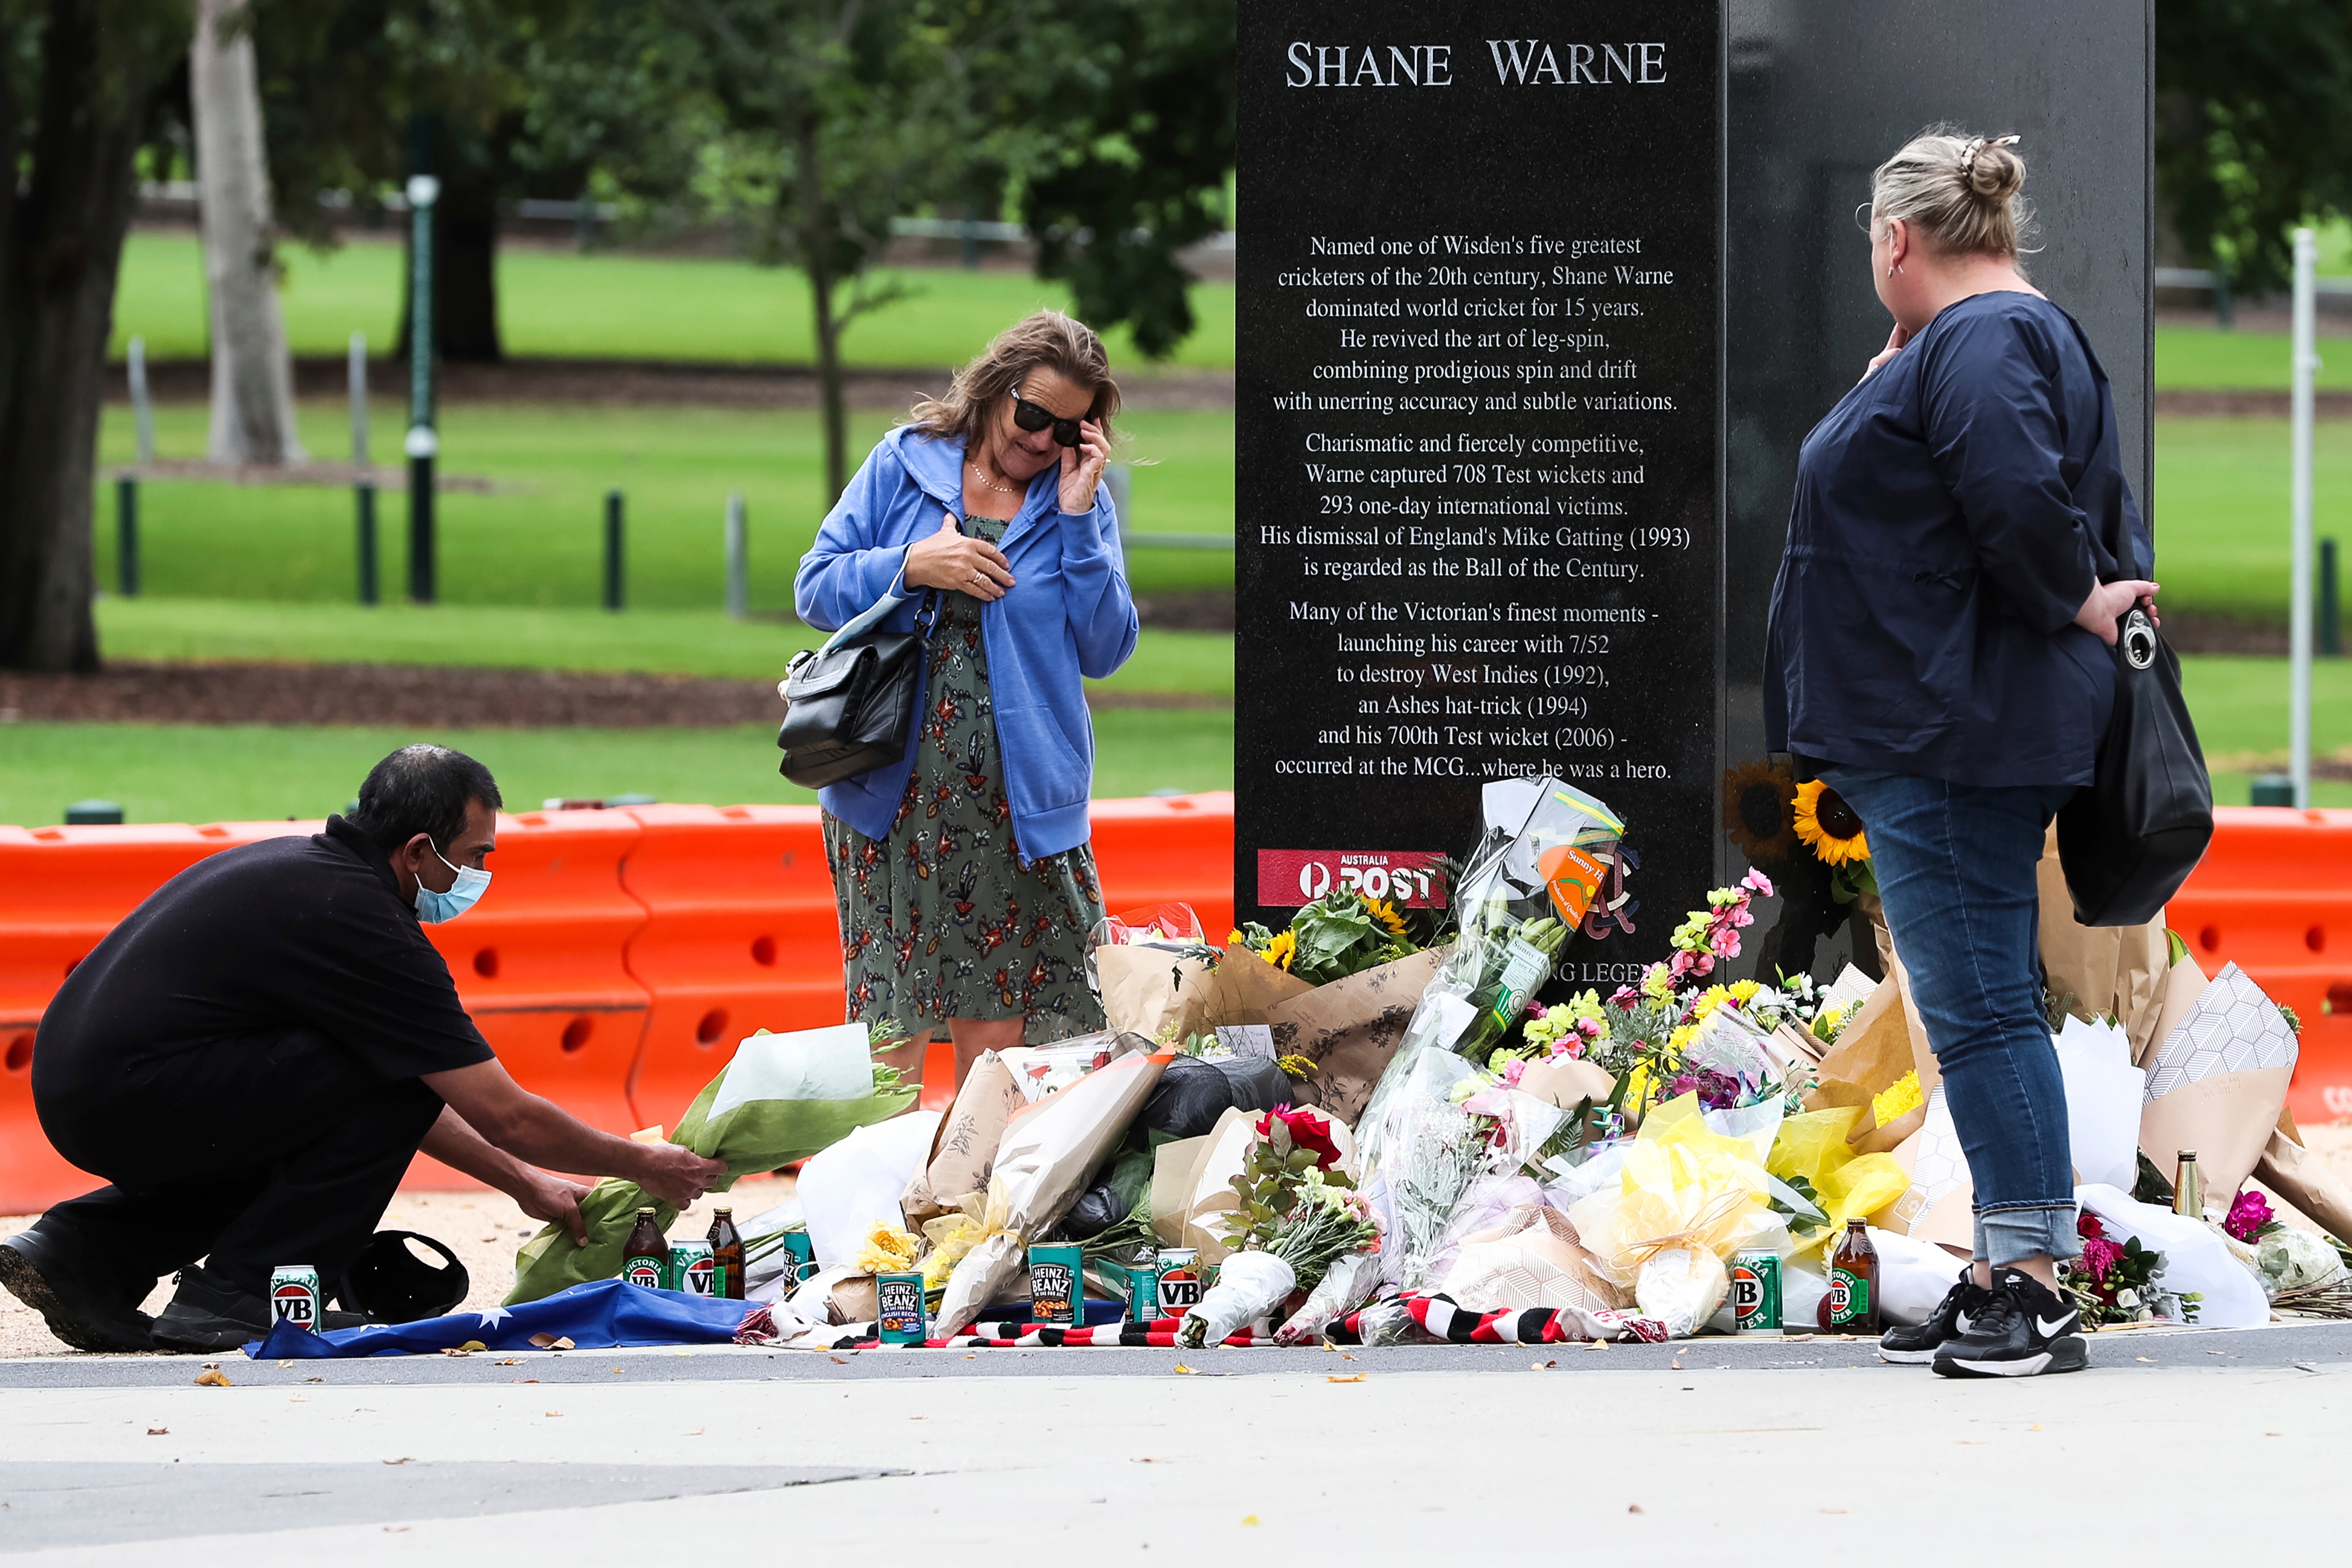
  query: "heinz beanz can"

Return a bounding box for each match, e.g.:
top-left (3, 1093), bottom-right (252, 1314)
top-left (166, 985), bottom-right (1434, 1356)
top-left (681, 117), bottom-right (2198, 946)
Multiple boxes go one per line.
top-left (1027, 1243), bottom-right (1083, 1326)
top-left (670, 1239), bottom-right (717, 1298)
top-left (875, 1272), bottom-right (927, 1343)
top-left (1154, 1247), bottom-right (1203, 1317)
top-left (1730, 1249), bottom-right (1782, 1334)
top-left (269, 1265), bottom-right (322, 1333)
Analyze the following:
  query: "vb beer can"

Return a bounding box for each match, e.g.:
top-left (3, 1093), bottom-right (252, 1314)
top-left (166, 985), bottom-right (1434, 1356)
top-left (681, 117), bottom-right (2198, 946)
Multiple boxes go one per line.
top-left (1154, 1247), bottom-right (1203, 1317)
top-left (875, 1272), bottom-right (927, 1344)
top-left (1730, 1248), bottom-right (1782, 1335)
top-left (1027, 1243), bottom-right (1083, 1326)
top-left (670, 1239), bottom-right (717, 1298)
top-left (269, 1264), bottom-right (323, 1334)
top-left (780, 1230), bottom-right (816, 1287)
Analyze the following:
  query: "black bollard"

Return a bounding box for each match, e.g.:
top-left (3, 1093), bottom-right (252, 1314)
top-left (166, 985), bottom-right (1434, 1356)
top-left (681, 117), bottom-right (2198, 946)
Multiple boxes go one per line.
top-left (114, 475), bottom-right (138, 597)
top-left (603, 488), bottom-right (625, 612)
top-left (2322, 537), bottom-right (2340, 657)
top-left (357, 479), bottom-right (379, 606)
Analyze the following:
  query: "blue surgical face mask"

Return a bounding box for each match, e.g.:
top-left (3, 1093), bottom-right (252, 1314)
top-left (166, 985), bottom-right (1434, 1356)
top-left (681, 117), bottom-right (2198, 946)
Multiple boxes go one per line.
top-left (415, 847), bottom-right (491, 924)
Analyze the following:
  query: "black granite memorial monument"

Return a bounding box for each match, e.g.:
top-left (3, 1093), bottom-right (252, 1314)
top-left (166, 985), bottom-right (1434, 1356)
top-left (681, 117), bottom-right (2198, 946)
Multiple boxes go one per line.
top-left (1236, 0), bottom-right (2152, 986)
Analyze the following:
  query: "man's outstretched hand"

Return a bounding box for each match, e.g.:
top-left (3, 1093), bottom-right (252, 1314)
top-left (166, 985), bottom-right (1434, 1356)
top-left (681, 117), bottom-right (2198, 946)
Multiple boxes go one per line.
top-left (635, 1142), bottom-right (728, 1210)
top-left (516, 1171), bottom-right (593, 1247)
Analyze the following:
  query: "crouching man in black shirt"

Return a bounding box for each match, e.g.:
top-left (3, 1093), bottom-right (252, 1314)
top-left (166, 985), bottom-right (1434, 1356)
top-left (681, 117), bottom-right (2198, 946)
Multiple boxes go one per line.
top-left (0, 744), bottom-right (725, 1352)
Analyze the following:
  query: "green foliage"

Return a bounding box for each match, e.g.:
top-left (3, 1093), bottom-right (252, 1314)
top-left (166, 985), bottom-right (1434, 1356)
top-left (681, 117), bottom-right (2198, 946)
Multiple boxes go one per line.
top-left (2157, 0), bottom-right (2352, 292)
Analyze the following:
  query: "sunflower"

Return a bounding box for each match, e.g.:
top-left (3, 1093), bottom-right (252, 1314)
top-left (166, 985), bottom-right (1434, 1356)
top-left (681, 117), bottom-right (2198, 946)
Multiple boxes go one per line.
top-left (1261, 928), bottom-right (1298, 971)
top-left (1791, 779), bottom-right (1871, 866)
top-left (1720, 759), bottom-right (1798, 863)
top-left (1361, 895), bottom-right (1408, 937)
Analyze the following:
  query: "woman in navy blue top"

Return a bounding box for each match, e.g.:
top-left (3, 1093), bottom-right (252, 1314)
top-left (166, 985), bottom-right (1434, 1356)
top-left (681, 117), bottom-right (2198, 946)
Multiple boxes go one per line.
top-left (1764, 130), bottom-right (2157, 1379)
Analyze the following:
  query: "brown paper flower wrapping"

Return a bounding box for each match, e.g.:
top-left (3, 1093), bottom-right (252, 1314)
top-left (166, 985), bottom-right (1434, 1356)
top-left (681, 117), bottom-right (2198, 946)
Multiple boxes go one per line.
top-left (2138, 962), bottom-right (2299, 1206)
top-left (1096, 942), bottom-right (1316, 1042)
top-left (902, 1051), bottom-right (1025, 1229)
top-left (1437, 1203), bottom-right (1632, 1314)
top-left (1267, 946), bottom-right (1450, 1127)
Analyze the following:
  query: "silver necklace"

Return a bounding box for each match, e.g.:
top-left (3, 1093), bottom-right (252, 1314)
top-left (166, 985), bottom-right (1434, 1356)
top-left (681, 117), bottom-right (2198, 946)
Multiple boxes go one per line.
top-left (967, 458), bottom-right (1019, 495)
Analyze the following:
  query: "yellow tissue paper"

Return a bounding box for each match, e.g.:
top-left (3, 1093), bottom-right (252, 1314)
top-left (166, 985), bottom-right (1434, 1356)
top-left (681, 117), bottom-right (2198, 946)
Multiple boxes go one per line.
top-left (1768, 1105), bottom-right (1867, 1191)
top-left (1567, 1094), bottom-right (1776, 1288)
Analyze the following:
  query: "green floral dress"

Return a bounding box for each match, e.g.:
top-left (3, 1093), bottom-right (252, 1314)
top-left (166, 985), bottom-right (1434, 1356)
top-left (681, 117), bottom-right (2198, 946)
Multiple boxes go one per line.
top-left (822, 514), bottom-right (1108, 1042)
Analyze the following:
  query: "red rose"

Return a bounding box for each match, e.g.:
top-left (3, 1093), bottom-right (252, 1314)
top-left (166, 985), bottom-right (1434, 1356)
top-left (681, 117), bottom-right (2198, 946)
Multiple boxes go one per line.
top-left (1257, 1104), bottom-right (1344, 1169)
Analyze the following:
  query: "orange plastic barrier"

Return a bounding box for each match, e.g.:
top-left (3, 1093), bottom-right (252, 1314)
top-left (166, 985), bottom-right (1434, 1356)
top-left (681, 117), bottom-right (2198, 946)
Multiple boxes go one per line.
top-left (2169, 806), bottom-right (2352, 1125)
top-left (0, 822), bottom-right (310, 1212)
top-left (1089, 791), bottom-right (1237, 940)
top-left (616, 804), bottom-right (843, 1133)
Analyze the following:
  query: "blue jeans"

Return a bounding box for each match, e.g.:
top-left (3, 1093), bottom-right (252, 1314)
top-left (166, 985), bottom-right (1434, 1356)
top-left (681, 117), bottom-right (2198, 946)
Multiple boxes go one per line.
top-left (1818, 766), bottom-right (2083, 1266)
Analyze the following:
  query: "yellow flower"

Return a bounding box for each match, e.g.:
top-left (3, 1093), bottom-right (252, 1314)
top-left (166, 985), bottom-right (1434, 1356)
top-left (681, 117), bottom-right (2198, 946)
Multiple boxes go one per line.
top-left (1872, 1069), bottom-right (1924, 1129)
top-left (1721, 759), bottom-right (1798, 863)
top-left (852, 1223), bottom-right (920, 1276)
top-left (1668, 1022), bottom-right (1702, 1055)
top-left (1228, 928), bottom-right (1245, 946)
top-left (1792, 780), bottom-right (1871, 866)
top-left (1728, 979), bottom-right (1762, 1004)
top-left (1262, 929), bottom-right (1297, 971)
top-left (1362, 896), bottom-right (1408, 937)
top-left (1276, 1054), bottom-right (1319, 1078)
top-left (1691, 985), bottom-right (1732, 1022)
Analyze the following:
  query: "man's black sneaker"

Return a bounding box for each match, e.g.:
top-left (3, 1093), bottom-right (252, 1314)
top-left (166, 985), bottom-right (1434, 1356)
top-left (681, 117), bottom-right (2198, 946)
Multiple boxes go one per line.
top-left (1880, 1267), bottom-right (1991, 1365)
top-left (152, 1263), bottom-right (365, 1352)
top-left (1931, 1267), bottom-right (2088, 1379)
top-left (0, 1228), bottom-right (156, 1353)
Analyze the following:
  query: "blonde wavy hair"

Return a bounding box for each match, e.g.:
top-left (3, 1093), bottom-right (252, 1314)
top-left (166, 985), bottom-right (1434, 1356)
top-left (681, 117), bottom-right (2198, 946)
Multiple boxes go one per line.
top-left (906, 309), bottom-right (1121, 448)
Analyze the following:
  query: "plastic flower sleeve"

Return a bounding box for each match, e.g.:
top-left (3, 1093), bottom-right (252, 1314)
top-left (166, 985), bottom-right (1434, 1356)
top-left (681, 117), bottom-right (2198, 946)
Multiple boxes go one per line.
top-left (1178, 1250), bottom-right (1296, 1347)
top-left (1274, 1251), bottom-right (1383, 1345)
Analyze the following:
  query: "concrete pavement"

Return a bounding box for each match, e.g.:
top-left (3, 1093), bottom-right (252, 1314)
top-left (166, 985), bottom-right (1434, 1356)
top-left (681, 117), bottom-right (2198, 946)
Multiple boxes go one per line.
top-left (3, 1323), bottom-right (2348, 1560)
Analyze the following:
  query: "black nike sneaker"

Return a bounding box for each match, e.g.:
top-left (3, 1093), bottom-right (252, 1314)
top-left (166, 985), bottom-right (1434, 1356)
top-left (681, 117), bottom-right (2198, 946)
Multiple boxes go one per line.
top-left (1879, 1267), bottom-right (1991, 1365)
top-left (1931, 1267), bottom-right (2088, 1379)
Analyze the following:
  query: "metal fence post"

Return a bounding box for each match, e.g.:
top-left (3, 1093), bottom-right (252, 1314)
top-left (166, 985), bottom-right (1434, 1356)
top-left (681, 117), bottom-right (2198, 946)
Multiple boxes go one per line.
top-left (115, 475), bottom-right (138, 597)
top-left (724, 492), bottom-right (748, 619)
top-left (604, 489), bottom-right (625, 612)
top-left (405, 174), bottom-right (440, 604)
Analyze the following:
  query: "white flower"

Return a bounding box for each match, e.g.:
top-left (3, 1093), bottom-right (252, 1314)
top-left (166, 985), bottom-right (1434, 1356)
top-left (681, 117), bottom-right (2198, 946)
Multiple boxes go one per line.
top-left (2115, 1288), bottom-right (2140, 1308)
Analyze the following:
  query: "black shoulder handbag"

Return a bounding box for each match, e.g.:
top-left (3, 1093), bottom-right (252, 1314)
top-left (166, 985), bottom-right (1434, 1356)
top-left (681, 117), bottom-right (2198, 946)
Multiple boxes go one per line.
top-left (2054, 533), bottom-right (2213, 926)
top-left (775, 590), bottom-right (937, 790)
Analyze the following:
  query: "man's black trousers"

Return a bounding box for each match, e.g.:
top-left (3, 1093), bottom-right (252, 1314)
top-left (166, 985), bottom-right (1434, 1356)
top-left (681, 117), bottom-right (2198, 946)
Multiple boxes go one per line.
top-left (35, 1025), bottom-right (441, 1302)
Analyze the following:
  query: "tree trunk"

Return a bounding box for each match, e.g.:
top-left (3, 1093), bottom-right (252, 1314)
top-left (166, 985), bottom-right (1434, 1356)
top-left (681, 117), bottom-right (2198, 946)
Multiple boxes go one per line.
top-left (799, 115), bottom-right (848, 505)
top-left (394, 156), bottom-right (501, 364)
top-left (192, 0), bottom-right (304, 466)
top-left (0, 1), bottom-right (178, 673)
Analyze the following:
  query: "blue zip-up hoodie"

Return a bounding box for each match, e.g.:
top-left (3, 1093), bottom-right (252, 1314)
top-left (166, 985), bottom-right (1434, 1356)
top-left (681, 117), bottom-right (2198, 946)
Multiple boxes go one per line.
top-left (793, 425), bottom-right (1139, 861)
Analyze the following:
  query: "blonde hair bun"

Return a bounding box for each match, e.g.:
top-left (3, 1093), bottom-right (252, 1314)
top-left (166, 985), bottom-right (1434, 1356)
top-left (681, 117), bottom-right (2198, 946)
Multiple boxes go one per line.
top-left (1869, 125), bottom-right (2034, 261)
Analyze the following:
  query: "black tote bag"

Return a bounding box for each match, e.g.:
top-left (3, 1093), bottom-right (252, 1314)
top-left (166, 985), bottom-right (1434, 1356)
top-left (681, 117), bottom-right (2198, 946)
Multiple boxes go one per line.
top-left (775, 591), bottom-right (937, 790)
top-left (2054, 556), bottom-right (2213, 926)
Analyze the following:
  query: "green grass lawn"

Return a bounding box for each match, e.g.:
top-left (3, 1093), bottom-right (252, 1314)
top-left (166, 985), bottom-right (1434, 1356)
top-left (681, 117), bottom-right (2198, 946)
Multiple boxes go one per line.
top-left (91, 597), bottom-right (1235, 697)
top-left (110, 232), bottom-right (1235, 371)
top-left (2156, 324), bottom-right (2352, 392)
top-left (92, 401), bottom-right (1234, 610)
top-left (0, 708), bottom-right (1235, 828)
top-left (2151, 417), bottom-right (2352, 621)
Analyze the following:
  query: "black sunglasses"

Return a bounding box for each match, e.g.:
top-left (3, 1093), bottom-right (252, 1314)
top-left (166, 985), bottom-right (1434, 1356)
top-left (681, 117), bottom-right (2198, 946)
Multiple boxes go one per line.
top-left (1010, 393), bottom-right (1085, 447)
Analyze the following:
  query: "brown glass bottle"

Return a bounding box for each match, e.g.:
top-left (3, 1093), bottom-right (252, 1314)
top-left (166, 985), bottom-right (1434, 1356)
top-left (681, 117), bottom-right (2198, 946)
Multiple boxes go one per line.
top-left (708, 1206), bottom-right (746, 1300)
top-left (1821, 1218), bottom-right (1880, 1334)
top-left (622, 1207), bottom-right (669, 1290)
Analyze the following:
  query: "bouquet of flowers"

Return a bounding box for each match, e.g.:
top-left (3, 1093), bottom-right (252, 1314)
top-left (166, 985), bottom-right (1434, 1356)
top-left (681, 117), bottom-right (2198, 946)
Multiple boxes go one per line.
top-left (1179, 1169), bottom-right (1382, 1347)
top-left (1236, 886), bottom-right (1446, 986)
top-left (1216, 1105), bottom-right (1354, 1252)
top-left (2066, 1211), bottom-right (2201, 1326)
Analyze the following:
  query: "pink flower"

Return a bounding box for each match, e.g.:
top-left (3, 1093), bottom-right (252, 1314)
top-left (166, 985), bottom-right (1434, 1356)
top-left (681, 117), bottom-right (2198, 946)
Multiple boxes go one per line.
top-left (2224, 1189), bottom-right (2275, 1243)
top-left (1742, 867), bottom-right (1775, 898)
top-left (1575, 1017), bottom-right (1603, 1041)
top-left (1501, 1058), bottom-right (1529, 1087)
top-left (2077, 1235), bottom-right (2122, 1285)
top-left (1609, 985), bottom-right (1641, 1009)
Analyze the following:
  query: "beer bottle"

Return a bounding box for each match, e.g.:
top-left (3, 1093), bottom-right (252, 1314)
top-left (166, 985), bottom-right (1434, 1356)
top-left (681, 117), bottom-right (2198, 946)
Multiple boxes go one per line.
top-left (707, 1206), bottom-right (745, 1301)
top-left (1822, 1217), bottom-right (1880, 1334)
top-left (2173, 1150), bottom-right (2204, 1220)
top-left (622, 1207), bottom-right (670, 1291)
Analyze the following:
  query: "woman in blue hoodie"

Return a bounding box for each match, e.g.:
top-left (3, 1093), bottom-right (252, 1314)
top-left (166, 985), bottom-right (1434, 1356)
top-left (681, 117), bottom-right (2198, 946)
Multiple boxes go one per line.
top-left (795, 310), bottom-right (1140, 1087)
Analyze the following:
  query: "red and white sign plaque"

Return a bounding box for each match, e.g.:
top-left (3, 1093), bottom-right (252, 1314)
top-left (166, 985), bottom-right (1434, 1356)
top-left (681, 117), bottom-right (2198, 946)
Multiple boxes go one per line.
top-left (1256, 849), bottom-right (1449, 909)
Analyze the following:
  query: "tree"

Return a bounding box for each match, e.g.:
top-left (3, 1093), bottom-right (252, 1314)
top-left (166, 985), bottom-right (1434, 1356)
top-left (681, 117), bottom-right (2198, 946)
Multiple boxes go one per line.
top-left (2157, 0), bottom-right (2352, 294)
top-left (0, 0), bottom-right (193, 673)
top-left (946, 0), bottom-right (1234, 359)
top-left (192, 0), bottom-right (305, 464)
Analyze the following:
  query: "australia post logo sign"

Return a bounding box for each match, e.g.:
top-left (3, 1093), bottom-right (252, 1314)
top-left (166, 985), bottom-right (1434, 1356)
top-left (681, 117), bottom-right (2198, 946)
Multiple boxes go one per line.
top-left (1257, 850), bottom-right (1448, 908)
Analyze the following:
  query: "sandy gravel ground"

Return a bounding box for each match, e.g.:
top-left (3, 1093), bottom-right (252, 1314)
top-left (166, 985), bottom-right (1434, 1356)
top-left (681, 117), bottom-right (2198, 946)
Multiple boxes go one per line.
top-left (0, 1173), bottom-right (797, 1358)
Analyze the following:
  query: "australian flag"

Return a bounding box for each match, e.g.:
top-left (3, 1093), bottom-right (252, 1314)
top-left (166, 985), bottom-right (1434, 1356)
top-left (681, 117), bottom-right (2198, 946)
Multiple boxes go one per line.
top-left (245, 1279), bottom-right (751, 1359)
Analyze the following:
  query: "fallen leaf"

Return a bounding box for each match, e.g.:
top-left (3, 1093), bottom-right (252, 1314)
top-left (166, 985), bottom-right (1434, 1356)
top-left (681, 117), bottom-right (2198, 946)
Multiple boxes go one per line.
top-left (1780, 1333), bottom-right (1815, 1343)
top-left (2267, 1431), bottom-right (2283, 1436)
top-left (494, 1359), bottom-right (521, 1367)
top-left (146, 1428), bottom-right (168, 1436)
top-left (277, 1360), bottom-right (292, 1369)
top-left (528, 1333), bottom-right (573, 1351)
top-left (1326, 1373), bottom-right (1366, 1383)
top-left (2029, 1425), bottom-right (2043, 1432)
top-left (288, 1397), bottom-right (307, 1404)
top-left (1626, 1504), bottom-right (1644, 1515)
top-left (829, 1356), bottom-right (850, 1365)
top-left (1341, 1352), bottom-right (1356, 1360)
top-left (684, 1429), bottom-right (705, 1437)
top-left (545, 1411), bottom-right (563, 1418)
top-left (1131, 1457), bottom-right (1163, 1464)
top-left (610, 1367), bottom-right (624, 1375)
top-left (383, 1527), bottom-right (409, 1535)
top-left (304, 1377), bottom-right (323, 1384)
top-left (909, 1416), bottom-right (925, 1421)
top-left (1955, 1440), bottom-right (1983, 1446)
top-left (458, 1341), bottom-right (486, 1352)
top-left (672, 1350), bottom-right (694, 1357)
top-left (383, 1457), bottom-right (412, 1466)
top-left (1319, 1341), bottom-right (1338, 1352)
top-left (1670, 1357), bottom-right (1682, 1370)
top-left (1172, 1364), bottom-right (1198, 1375)
top-left (438, 1348), bottom-right (471, 1359)
top-left (193, 1369), bottom-right (232, 1388)
top-left (1819, 1506), bottom-right (1848, 1515)
top-left (2137, 1356), bottom-right (2157, 1364)
top-left (1241, 1515), bottom-right (1259, 1528)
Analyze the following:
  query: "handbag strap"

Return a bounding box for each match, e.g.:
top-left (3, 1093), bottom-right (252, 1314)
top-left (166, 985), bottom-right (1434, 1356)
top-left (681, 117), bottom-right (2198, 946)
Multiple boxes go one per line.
top-left (816, 584), bottom-right (939, 657)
